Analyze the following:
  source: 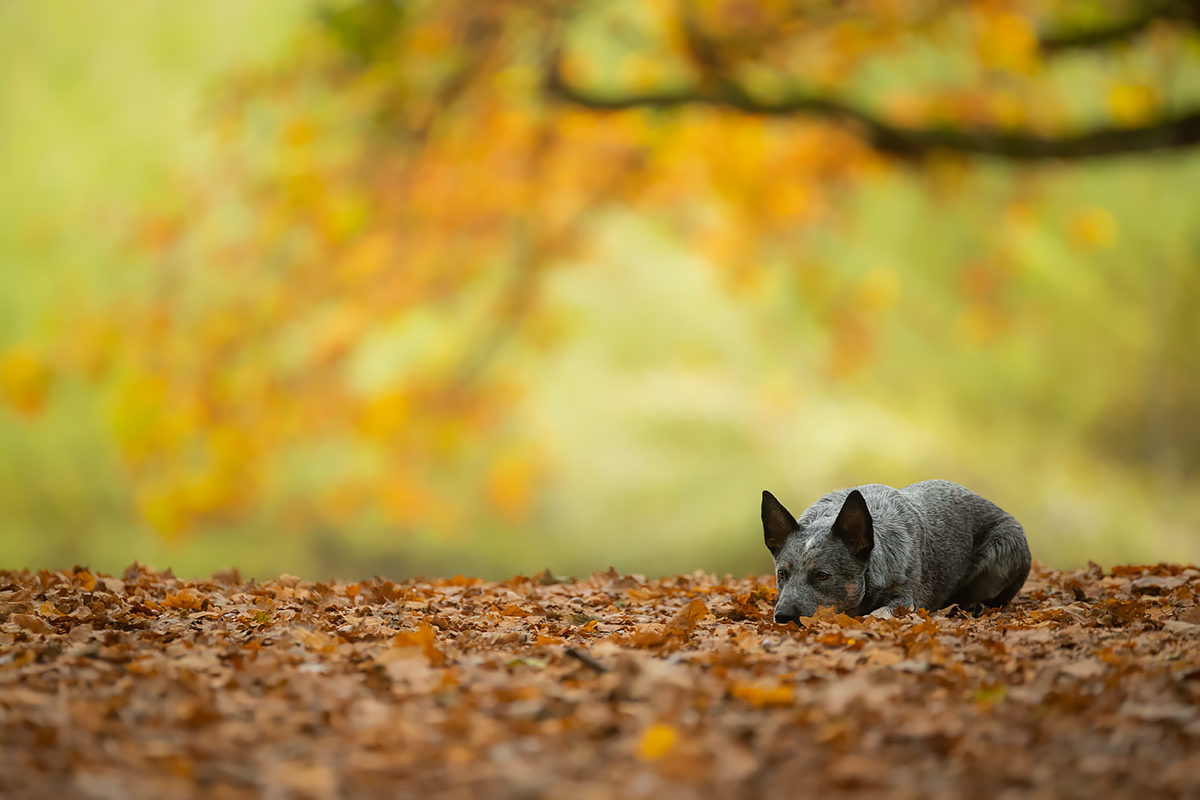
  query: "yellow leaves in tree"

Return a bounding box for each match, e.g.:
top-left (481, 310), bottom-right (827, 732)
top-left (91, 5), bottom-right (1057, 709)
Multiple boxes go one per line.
top-left (318, 190), bottom-right (370, 245)
top-left (972, 6), bottom-right (1038, 75)
top-left (408, 18), bottom-right (457, 59)
top-left (109, 374), bottom-right (169, 464)
top-left (829, 315), bottom-right (873, 379)
top-left (357, 390), bottom-right (409, 441)
top-left (1109, 83), bottom-right (1158, 128)
top-left (378, 474), bottom-right (439, 527)
top-left (0, 347), bottom-right (52, 417)
top-left (957, 305), bottom-right (1005, 347)
top-left (1069, 207), bottom-right (1119, 250)
top-left (857, 266), bottom-right (901, 312)
top-left (486, 452), bottom-right (537, 523)
top-left (619, 53), bottom-right (667, 93)
top-left (282, 119), bottom-right (318, 149)
top-left (30, 0), bottom-right (1178, 539)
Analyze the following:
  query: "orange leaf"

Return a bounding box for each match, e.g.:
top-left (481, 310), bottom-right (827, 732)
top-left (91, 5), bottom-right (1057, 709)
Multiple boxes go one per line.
top-left (0, 347), bottom-right (52, 417)
top-left (637, 723), bottom-right (679, 761)
top-left (37, 602), bottom-right (64, 618)
top-left (392, 624), bottom-right (446, 666)
top-left (665, 598), bottom-right (709, 638)
top-left (499, 604), bottom-right (531, 617)
top-left (161, 591), bottom-right (204, 611)
top-left (74, 569), bottom-right (96, 592)
top-left (730, 680), bottom-right (795, 708)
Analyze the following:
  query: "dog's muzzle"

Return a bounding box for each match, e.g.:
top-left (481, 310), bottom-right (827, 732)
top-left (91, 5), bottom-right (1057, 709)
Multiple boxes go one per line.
top-left (773, 606), bottom-right (799, 625)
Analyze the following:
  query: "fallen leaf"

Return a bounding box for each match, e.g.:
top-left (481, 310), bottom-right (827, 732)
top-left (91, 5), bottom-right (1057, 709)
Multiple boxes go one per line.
top-left (637, 723), bottom-right (678, 761)
top-left (665, 598), bottom-right (708, 638)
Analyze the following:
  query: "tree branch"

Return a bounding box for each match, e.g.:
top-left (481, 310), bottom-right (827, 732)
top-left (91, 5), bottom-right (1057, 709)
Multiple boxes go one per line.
top-left (1039, 0), bottom-right (1199, 54)
top-left (543, 54), bottom-right (1200, 161)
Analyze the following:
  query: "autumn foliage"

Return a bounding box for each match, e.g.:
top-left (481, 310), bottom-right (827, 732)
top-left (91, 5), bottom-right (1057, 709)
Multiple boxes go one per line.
top-left (6, 0), bottom-right (1199, 539)
top-left (3, 561), bottom-right (1200, 797)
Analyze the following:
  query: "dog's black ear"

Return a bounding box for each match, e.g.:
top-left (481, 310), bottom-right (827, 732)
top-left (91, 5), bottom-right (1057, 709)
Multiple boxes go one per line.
top-left (832, 490), bottom-right (873, 560)
top-left (762, 490), bottom-right (799, 557)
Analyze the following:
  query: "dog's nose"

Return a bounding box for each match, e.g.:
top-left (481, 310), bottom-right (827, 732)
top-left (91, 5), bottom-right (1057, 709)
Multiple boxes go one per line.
top-left (774, 609), bottom-right (796, 625)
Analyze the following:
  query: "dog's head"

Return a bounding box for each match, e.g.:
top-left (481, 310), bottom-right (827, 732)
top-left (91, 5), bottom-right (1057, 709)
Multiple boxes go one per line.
top-left (762, 489), bottom-right (873, 623)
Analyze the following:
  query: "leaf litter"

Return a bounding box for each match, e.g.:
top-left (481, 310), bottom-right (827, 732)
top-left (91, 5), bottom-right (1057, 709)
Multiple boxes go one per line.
top-left (2, 560), bottom-right (1200, 799)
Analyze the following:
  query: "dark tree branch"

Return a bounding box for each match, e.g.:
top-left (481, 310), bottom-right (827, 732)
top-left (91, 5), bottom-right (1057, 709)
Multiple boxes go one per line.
top-left (543, 53), bottom-right (1200, 161)
top-left (1039, 0), bottom-right (1199, 54)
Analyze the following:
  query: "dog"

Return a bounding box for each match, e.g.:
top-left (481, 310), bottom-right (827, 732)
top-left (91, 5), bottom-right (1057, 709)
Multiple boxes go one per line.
top-left (762, 480), bottom-right (1031, 622)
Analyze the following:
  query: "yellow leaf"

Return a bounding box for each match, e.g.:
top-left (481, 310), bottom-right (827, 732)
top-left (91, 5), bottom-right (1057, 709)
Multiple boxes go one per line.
top-left (282, 120), bottom-right (316, 148)
top-left (0, 347), bottom-right (52, 416)
top-left (37, 602), bottom-right (64, 618)
top-left (619, 53), bottom-right (665, 92)
top-left (957, 306), bottom-right (1000, 347)
top-left (1109, 84), bottom-right (1157, 128)
top-left (730, 680), bottom-right (795, 708)
top-left (975, 9), bottom-right (1038, 74)
top-left (137, 487), bottom-right (188, 538)
top-left (858, 266), bottom-right (900, 311)
top-left (487, 453), bottom-right (535, 523)
top-left (637, 723), bottom-right (678, 761)
top-left (1069, 207), bottom-right (1118, 249)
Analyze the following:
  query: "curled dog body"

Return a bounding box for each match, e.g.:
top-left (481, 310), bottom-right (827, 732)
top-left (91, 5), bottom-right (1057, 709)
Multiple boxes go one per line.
top-left (762, 480), bottom-right (1031, 622)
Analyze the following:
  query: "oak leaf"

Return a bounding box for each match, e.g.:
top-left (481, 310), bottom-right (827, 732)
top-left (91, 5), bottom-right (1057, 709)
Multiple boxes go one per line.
top-left (665, 598), bottom-right (708, 638)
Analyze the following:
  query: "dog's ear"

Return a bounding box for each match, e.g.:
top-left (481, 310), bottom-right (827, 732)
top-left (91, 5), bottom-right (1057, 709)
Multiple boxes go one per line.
top-left (762, 490), bottom-right (799, 557)
top-left (832, 490), bottom-right (873, 560)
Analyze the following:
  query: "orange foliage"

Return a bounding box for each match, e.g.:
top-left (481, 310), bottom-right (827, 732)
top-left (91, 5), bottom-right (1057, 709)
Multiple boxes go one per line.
top-left (5, 0), bottom-right (1190, 533)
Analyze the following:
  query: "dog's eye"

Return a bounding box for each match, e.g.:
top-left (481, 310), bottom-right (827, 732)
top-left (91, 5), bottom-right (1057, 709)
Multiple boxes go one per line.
top-left (815, 571), bottom-right (830, 581)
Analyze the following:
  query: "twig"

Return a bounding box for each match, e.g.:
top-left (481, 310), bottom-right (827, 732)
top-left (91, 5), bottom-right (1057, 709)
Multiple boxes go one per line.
top-left (565, 647), bottom-right (608, 674)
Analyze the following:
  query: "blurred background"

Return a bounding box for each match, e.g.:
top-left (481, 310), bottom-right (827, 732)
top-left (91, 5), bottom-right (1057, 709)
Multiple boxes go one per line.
top-left (3, 0), bottom-right (1200, 581)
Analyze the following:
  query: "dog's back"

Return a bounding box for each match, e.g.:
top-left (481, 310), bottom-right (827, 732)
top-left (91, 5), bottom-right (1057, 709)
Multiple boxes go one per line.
top-left (894, 480), bottom-right (1028, 609)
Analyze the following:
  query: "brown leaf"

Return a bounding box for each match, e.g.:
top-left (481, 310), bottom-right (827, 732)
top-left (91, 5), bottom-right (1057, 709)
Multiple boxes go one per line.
top-left (498, 604), bottom-right (531, 617)
top-left (1060, 658), bottom-right (1106, 680)
top-left (1130, 575), bottom-right (1187, 593)
top-left (1120, 702), bottom-right (1198, 723)
top-left (391, 624), bottom-right (445, 666)
top-left (2, 560), bottom-right (1199, 798)
top-left (161, 591), bottom-right (204, 610)
top-left (1180, 607), bottom-right (1200, 624)
top-left (665, 598), bottom-right (708, 638)
top-left (12, 613), bottom-right (48, 633)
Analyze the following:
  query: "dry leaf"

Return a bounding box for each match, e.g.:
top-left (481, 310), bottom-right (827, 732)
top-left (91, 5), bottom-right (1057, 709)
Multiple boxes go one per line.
top-left (0, 561), bottom-right (1197, 798)
top-left (665, 598), bottom-right (708, 638)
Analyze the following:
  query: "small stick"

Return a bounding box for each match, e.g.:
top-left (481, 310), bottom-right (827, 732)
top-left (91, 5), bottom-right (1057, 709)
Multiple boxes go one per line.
top-left (565, 647), bottom-right (608, 674)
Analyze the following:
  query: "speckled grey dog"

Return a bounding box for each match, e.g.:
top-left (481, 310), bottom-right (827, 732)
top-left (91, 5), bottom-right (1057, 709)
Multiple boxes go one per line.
top-left (762, 480), bottom-right (1031, 622)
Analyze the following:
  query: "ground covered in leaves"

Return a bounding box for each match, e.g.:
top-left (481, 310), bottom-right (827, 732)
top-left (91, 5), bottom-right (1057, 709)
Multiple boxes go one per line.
top-left (2, 562), bottom-right (1200, 799)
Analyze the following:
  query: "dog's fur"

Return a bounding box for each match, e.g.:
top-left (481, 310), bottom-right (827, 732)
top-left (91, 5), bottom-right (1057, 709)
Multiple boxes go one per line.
top-left (763, 480), bottom-right (1031, 622)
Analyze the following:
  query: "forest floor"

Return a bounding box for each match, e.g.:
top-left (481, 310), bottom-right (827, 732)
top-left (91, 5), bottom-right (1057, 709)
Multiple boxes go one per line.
top-left (2, 561), bottom-right (1199, 799)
